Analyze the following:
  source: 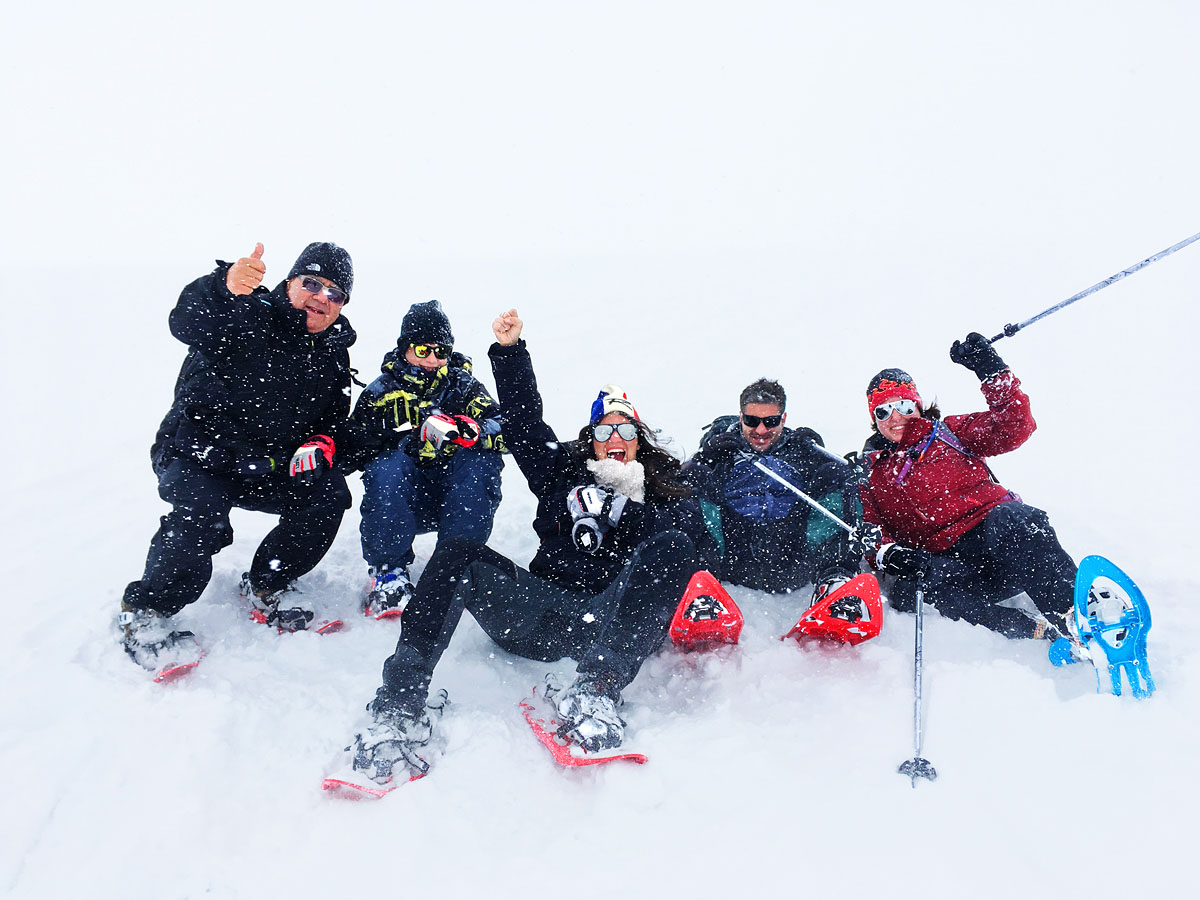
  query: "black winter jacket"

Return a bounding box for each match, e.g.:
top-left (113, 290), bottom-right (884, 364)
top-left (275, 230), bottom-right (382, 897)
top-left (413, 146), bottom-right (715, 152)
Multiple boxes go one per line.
top-left (489, 340), bottom-right (710, 592)
top-left (340, 346), bottom-right (506, 472)
top-left (685, 418), bottom-right (860, 593)
top-left (151, 262), bottom-right (356, 476)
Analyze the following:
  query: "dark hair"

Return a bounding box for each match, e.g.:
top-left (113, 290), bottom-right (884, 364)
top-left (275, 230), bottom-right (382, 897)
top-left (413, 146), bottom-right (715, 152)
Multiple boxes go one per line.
top-left (574, 416), bottom-right (691, 500)
top-left (740, 378), bottom-right (786, 412)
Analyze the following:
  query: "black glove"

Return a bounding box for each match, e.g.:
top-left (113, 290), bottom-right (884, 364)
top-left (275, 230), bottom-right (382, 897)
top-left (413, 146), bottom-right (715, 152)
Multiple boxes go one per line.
top-left (949, 332), bottom-right (1007, 381)
top-left (879, 543), bottom-right (932, 579)
top-left (847, 522), bottom-right (883, 558)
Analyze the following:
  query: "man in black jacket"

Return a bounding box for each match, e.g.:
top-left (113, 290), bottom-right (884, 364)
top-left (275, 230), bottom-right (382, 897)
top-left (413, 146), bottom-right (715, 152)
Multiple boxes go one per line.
top-left (685, 378), bottom-right (860, 598)
top-left (120, 242), bottom-right (357, 674)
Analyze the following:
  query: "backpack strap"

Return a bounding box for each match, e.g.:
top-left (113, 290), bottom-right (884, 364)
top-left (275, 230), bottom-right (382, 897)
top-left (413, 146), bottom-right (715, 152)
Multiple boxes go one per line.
top-left (895, 420), bottom-right (999, 486)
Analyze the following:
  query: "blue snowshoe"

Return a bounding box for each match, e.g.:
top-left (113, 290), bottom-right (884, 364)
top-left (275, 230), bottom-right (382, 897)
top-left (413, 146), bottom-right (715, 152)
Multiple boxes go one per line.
top-left (1074, 555), bottom-right (1155, 699)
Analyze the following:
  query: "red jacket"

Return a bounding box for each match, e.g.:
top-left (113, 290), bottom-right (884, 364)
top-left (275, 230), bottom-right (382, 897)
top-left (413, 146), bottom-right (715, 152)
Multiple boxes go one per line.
top-left (860, 371), bottom-right (1035, 554)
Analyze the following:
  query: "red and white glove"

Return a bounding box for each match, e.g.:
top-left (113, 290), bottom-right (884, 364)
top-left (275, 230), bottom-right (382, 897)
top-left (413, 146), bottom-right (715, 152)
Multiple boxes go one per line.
top-left (420, 413), bottom-right (461, 453)
top-left (420, 413), bottom-right (480, 453)
top-left (449, 415), bottom-right (480, 447)
top-left (289, 435), bottom-right (335, 482)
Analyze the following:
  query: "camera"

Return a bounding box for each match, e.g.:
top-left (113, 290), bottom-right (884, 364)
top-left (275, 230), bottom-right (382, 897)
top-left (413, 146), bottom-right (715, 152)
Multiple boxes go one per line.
top-left (572, 517), bottom-right (607, 553)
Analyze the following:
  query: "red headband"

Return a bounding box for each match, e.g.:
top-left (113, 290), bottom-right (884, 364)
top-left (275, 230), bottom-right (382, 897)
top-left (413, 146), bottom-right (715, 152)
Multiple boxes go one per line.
top-left (867, 377), bottom-right (922, 418)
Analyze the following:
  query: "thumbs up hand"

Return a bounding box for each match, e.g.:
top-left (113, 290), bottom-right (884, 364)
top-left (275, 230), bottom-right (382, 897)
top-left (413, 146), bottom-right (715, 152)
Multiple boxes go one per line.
top-left (226, 242), bottom-right (267, 295)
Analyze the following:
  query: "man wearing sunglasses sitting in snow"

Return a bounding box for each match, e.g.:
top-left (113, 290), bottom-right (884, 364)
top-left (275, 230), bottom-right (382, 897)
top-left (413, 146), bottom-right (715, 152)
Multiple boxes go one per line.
top-left (119, 242), bottom-right (358, 674)
top-left (339, 300), bottom-right (507, 619)
top-left (685, 379), bottom-right (861, 601)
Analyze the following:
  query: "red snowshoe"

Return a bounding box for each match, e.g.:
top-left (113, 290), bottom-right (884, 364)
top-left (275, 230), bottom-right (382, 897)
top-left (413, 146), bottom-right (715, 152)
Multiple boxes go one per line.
top-left (669, 570), bottom-right (743, 650)
top-left (784, 573), bottom-right (882, 646)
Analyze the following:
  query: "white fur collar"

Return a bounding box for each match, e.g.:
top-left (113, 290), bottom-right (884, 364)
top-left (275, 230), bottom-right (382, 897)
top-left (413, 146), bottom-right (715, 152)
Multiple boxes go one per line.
top-left (586, 458), bottom-right (645, 503)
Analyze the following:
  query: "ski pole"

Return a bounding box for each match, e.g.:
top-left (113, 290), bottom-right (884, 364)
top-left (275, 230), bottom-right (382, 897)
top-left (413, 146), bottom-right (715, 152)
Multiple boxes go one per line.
top-left (751, 458), bottom-right (855, 534)
top-left (898, 574), bottom-right (937, 787)
top-left (990, 229), bottom-right (1200, 343)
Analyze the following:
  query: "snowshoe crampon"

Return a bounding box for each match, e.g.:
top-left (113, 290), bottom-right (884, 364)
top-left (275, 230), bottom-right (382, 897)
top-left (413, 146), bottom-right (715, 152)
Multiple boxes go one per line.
top-left (1074, 555), bottom-right (1154, 698)
top-left (668, 570), bottom-right (743, 650)
top-left (784, 573), bottom-right (882, 646)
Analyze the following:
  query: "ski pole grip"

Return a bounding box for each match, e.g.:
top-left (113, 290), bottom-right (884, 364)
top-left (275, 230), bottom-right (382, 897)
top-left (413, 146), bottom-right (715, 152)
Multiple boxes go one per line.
top-left (988, 323), bottom-right (1021, 343)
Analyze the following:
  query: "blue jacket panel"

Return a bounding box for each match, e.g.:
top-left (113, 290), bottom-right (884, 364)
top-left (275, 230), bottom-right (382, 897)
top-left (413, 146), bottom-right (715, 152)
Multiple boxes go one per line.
top-left (685, 420), bottom-right (859, 593)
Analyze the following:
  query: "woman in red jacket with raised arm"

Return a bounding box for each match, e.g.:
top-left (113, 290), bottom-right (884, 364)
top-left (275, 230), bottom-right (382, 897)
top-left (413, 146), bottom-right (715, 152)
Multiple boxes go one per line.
top-left (858, 333), bottom-right (1079, 656)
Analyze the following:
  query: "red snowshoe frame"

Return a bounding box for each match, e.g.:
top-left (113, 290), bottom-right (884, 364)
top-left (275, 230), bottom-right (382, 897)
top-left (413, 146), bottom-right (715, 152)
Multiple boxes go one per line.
top-left (669, 570), bottom-right (744, 650)
top-left (784, 573), bottom-right (883, 645)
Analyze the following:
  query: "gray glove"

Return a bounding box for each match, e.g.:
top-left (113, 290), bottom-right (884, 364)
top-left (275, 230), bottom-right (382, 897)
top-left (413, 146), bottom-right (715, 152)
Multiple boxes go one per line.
top-left (566, 485), bottom-right (628, 553)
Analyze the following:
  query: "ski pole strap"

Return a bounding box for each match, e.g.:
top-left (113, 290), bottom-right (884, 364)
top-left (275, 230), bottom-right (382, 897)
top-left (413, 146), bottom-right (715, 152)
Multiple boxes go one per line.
top-left (751, 458), bottom-right (855, 534)
top-left (990, 229), bottom-right (1200, 343)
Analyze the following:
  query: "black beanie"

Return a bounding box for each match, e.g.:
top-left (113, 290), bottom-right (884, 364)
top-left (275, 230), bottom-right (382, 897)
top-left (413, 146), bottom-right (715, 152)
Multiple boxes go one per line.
top-left (399, 300), bottom-right (454, 346)
top-left (288, 242), bottom-right (354, 299)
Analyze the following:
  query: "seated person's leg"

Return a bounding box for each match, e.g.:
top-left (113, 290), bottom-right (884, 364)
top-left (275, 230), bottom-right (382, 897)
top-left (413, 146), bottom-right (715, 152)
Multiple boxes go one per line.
top-left (372, 538), bottom-right (525, 718)
top-left (361, 448), bottom-right (431, 611)
top-left (578, 529), bottom-right (698, 696)
top-left (250, 469), bottom-right (352, 596)
top-left (982, 503), bottom-right (1077, 628)
top-left (125, 459), bottom-right (235, 617)
top-left (360, 448), bottom-right (427, 575)
top-left (437, 449), bottom-right (504, 543)
top-left (894, 527), bottom-right (1039, 638)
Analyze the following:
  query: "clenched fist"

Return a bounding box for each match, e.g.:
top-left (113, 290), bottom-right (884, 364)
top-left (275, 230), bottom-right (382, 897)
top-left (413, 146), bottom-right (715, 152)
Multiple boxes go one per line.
top-left (492, 308), bottom-right (523, 346)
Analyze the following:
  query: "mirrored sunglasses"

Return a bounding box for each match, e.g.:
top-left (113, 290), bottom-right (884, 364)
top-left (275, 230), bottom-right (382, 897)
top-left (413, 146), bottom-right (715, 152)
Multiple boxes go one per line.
top-left (592, 422), bottom-right (638, 442)
top-left (741, 413), bottom-right (783, 429)
top-left (299, 276), bottom-right (348, 305)
top-left (873, 399), bottom-right (918, 421)
top-left (411, 343), bottom-right (452, 359)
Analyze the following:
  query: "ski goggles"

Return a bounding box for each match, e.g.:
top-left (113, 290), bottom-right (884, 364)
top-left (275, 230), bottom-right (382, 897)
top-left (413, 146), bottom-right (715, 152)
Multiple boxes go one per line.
top-left (873, 398), bottom-right (919, 421)
top-left (410, 343), bottom-right (453, 360)
top-left (592, 422), bottom-right (638, 442)
top-left (299, 276), bottom-right (348, 305)
top-left (741, 413), bottom-right (783, 429)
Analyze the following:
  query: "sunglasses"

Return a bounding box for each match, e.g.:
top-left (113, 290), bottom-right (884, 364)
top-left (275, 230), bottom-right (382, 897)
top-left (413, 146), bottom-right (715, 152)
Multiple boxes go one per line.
top-left (873, 399), bottom-right (918, 421)
top-left (410, 343), bottom-right (452, 359)
top-left (592, 422), bottom-right (638, 442)
top-left (299, 276), bottom-right (348, 305)
top-left (741, 413), bottom-right (783, 429)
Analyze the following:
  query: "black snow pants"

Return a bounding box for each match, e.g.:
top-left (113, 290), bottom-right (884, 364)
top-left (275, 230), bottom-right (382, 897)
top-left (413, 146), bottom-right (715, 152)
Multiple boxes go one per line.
top-left (371, 529), bottom-right (698, 717)
top-left (123, 457), bottom-right (352, 616)
top-left (885, 502), bottom-right (1077, 638)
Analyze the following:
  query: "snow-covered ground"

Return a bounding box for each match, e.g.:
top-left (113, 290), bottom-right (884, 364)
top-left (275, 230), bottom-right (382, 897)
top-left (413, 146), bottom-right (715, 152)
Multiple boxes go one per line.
top-left (4, 3), bottom-right (1199, 898)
